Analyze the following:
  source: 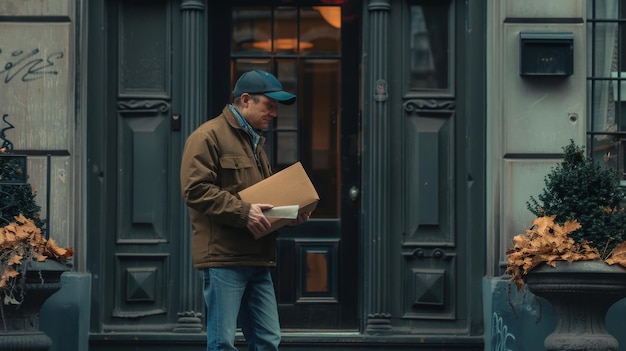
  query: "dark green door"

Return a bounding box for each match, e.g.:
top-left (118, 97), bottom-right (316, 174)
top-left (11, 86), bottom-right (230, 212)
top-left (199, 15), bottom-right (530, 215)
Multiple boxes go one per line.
top-left (379, 0), bottom-right (485, 337)
top-left (209, 1), bottom-right (361, 330)
top-left (87, 0), bottom-right (187, 333)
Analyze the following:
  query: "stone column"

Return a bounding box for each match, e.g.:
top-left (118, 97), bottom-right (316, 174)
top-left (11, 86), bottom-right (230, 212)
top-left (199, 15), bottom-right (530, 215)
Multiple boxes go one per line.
top-left (362, 0), bottom-right (392, 333)
top-left (174, 0), bottom-right (206, 333)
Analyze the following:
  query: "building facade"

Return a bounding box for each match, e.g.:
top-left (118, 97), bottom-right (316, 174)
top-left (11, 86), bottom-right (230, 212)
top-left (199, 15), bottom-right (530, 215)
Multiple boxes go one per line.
top-left (2, 0), bottom-right (625, 350)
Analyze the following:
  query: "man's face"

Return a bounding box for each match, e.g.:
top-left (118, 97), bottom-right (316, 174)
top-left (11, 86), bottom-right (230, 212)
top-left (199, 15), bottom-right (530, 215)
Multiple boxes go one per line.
top-left (240, 93), bottom-right (278, 130)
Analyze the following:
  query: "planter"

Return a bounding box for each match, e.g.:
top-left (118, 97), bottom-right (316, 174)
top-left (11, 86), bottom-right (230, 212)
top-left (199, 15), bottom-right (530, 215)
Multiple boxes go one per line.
top-left (525, 260), bottom-right (626, 351)
top-left (0, 260), bottom-right (70, 351)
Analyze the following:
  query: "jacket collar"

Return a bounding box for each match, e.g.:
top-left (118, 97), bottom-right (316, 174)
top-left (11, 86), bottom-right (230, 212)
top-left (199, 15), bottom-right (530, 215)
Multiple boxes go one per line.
top-left (222, 105), bottom-right (243, 130)
top-left (221, 105), bottom-right (266, 150)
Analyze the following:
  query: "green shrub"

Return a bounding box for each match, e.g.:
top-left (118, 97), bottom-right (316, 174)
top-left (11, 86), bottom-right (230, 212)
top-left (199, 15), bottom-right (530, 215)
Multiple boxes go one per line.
top-left (0, 155), bottom-right (44, 229)
top-left (527, 140), bottom-right (626, 258)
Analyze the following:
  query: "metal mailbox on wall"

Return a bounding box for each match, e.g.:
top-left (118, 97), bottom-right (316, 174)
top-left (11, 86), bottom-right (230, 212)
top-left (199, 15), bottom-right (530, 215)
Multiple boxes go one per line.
top-left (519, 32), bottom-right (574, 77)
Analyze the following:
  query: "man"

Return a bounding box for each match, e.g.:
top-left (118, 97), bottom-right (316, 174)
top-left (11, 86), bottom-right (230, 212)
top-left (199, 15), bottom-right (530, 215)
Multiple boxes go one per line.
top-left (180, 70), bottom-right (309, 351)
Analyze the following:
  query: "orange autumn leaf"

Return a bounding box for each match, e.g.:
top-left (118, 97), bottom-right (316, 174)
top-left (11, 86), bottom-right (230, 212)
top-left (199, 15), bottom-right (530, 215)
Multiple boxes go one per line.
top-left (0, 230), bottom-right (7, 249)
top-left (45, 239), bottom-right (74, 260)
top-left (506, 216), bottom-right (601, 291)
top-left (3, 230), bottom-right (16, 243)
top-left (0, 266), bottom-right (20, 291)
top-left (1, 266), bottom-right (19, 280)
top-left (63, 247), bottom-right (75, 259)
top-left (14, 226), bottom-right (33, 242)
top-left (4, 224), bottom-right (16, 241)
top-left (606, 242), bottom-right (626, 267)
top-left (13, 214), bottom-right (28, 225)
top-left (562, 220), bottom-right (582, 234)
top-left (0, 215), bottom-right (74, 295)
top-left (0, 266), bottom-right (20, 305)
top-left (7, 254), bottom-right (23, 266)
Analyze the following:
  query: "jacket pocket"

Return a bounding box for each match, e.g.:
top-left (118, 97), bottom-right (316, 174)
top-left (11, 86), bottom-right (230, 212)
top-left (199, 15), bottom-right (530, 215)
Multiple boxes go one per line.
top-left (219, 155), bottom-right (255, 190)
top-left (211, 227), bottom-right (263, 258)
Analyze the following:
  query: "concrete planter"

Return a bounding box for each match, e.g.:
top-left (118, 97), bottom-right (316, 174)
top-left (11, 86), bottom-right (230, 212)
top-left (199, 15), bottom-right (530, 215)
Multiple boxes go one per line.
top-left (525, 260), bottom-right (626, 351)
top-left (0, 260), bottom-right (70, 351)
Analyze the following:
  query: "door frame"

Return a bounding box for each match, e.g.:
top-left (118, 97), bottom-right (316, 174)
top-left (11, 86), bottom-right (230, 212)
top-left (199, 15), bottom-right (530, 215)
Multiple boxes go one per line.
top-left (207, 0), bottom-right (362, 330)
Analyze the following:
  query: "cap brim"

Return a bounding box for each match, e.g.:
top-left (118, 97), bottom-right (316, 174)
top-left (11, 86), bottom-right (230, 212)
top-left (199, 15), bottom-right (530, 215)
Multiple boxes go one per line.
top-left (264, 91), bottom-right (297, 105)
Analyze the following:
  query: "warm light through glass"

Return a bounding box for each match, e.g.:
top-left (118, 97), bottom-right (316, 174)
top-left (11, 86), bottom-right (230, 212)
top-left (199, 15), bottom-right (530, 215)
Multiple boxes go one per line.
top-left (251, 38), bottom-right (314, 51)
top-left (313, 6), bottom-right (341, 29)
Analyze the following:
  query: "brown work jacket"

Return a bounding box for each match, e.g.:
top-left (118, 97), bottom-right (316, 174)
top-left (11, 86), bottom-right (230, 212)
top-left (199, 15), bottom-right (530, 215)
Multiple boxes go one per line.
top-left (180, 106), bottom-right (276, 268)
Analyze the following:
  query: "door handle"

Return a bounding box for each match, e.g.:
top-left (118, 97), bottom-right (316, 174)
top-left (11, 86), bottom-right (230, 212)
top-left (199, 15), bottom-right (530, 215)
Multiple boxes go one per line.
top-left (171, 114), bottom-right (181, 131)
top-left (349, 186), bottom-right (359, 201)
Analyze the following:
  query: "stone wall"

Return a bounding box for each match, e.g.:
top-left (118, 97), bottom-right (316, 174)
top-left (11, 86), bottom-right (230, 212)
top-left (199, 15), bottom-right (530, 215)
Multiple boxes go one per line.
top-left (0, 0), bottom-right (76, 248)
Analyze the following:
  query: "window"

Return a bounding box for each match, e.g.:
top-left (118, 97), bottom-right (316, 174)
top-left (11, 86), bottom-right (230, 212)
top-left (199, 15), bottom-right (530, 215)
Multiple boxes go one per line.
top-left (587, 0), bottom-right (626, 178)
top-left (408, 1), bottom-right (451, 91)
top-left (231, 5), bottom-right (342, 218)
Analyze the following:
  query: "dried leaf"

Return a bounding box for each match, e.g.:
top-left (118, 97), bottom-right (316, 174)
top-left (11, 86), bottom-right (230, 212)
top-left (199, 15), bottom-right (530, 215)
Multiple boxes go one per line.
top-left (2, 266), bottom-right (19, 280)
top-left (46, 239), bottom-right (74, 259)
top-left (4, 225), bottom-right (16, 235)
top-left (562, 220), bottom-right (582, 234)
top-left (14, 214), bottom-right (28, 225)
top-left (606, 242), bottom-right (626, 267)
top-left (63, 247), bottom-right (75, 259)
top-left (14, 226), bottom-right (32, 241)
top-left (506, 216), bottom-right (604, 290)
top-left (4, 230), bottom-right (15, 243)
top-left (0, 214), bottom-right (74, 299)
top-left (7, 254), bottom-right (22, 266)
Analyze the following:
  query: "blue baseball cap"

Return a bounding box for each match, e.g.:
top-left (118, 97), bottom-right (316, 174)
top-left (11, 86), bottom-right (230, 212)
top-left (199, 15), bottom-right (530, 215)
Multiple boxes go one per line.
top-left (233, 70), bottom-right (297, 105)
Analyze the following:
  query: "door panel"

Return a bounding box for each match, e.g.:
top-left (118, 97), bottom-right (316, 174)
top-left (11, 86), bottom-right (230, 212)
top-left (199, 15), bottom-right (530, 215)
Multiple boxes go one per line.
top-left (400, 107), bottom-right (457, 321)
top-left (95, 0), bottom-right (183, 331)
top-left (112, 107), bottom-right (172, 319)
top-left (386, 0), bottom-right (481, 333)
top-left (117, 109), bottom-right (170, 242)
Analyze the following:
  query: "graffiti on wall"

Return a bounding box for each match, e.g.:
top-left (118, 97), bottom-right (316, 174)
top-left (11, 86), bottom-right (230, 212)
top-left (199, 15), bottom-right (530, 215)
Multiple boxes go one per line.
top-left (0, 48), bottom-right (64, 84)
top-left (0, 114), bottom-right (14, 150)
top-left (492, 312), bottom-right (516, 351)
top-left (0, 46), bottom-right (67, 148)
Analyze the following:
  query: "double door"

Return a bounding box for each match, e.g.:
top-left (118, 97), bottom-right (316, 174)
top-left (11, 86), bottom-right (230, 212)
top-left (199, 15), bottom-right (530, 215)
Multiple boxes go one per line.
top-left (87, 0), bottom-right (484, 343)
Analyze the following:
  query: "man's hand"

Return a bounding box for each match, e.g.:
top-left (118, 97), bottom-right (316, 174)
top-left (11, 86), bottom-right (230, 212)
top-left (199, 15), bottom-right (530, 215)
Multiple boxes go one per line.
top-left (247, 203), bottom-right (273, 239)
top-left (287, 211), bottom-right (311, 226)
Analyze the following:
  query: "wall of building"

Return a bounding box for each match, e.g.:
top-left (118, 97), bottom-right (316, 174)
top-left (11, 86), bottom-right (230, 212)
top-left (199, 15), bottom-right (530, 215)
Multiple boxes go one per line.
top-left (484, 1), bottom-right (626, 349)
top-left (1, 2), bottom-right (90, 351)
top-left (486, 0), bottom-right (587, 276)
top-left (0, 0), bottom-right (82, 260)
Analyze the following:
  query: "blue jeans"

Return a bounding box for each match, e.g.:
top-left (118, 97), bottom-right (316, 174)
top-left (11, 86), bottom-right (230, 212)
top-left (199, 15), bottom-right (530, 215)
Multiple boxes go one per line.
top-left (200, 267), bottom-right (281, 351)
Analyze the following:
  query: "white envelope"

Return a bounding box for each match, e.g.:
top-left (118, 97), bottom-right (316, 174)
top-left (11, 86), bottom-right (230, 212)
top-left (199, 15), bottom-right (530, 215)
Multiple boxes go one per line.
top-left (263, 205), bottom-right (300, 219)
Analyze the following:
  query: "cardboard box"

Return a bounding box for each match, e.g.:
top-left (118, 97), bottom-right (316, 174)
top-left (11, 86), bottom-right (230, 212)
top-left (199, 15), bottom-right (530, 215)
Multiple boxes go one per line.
top-left (238, 162), bottom-right (319, 237)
